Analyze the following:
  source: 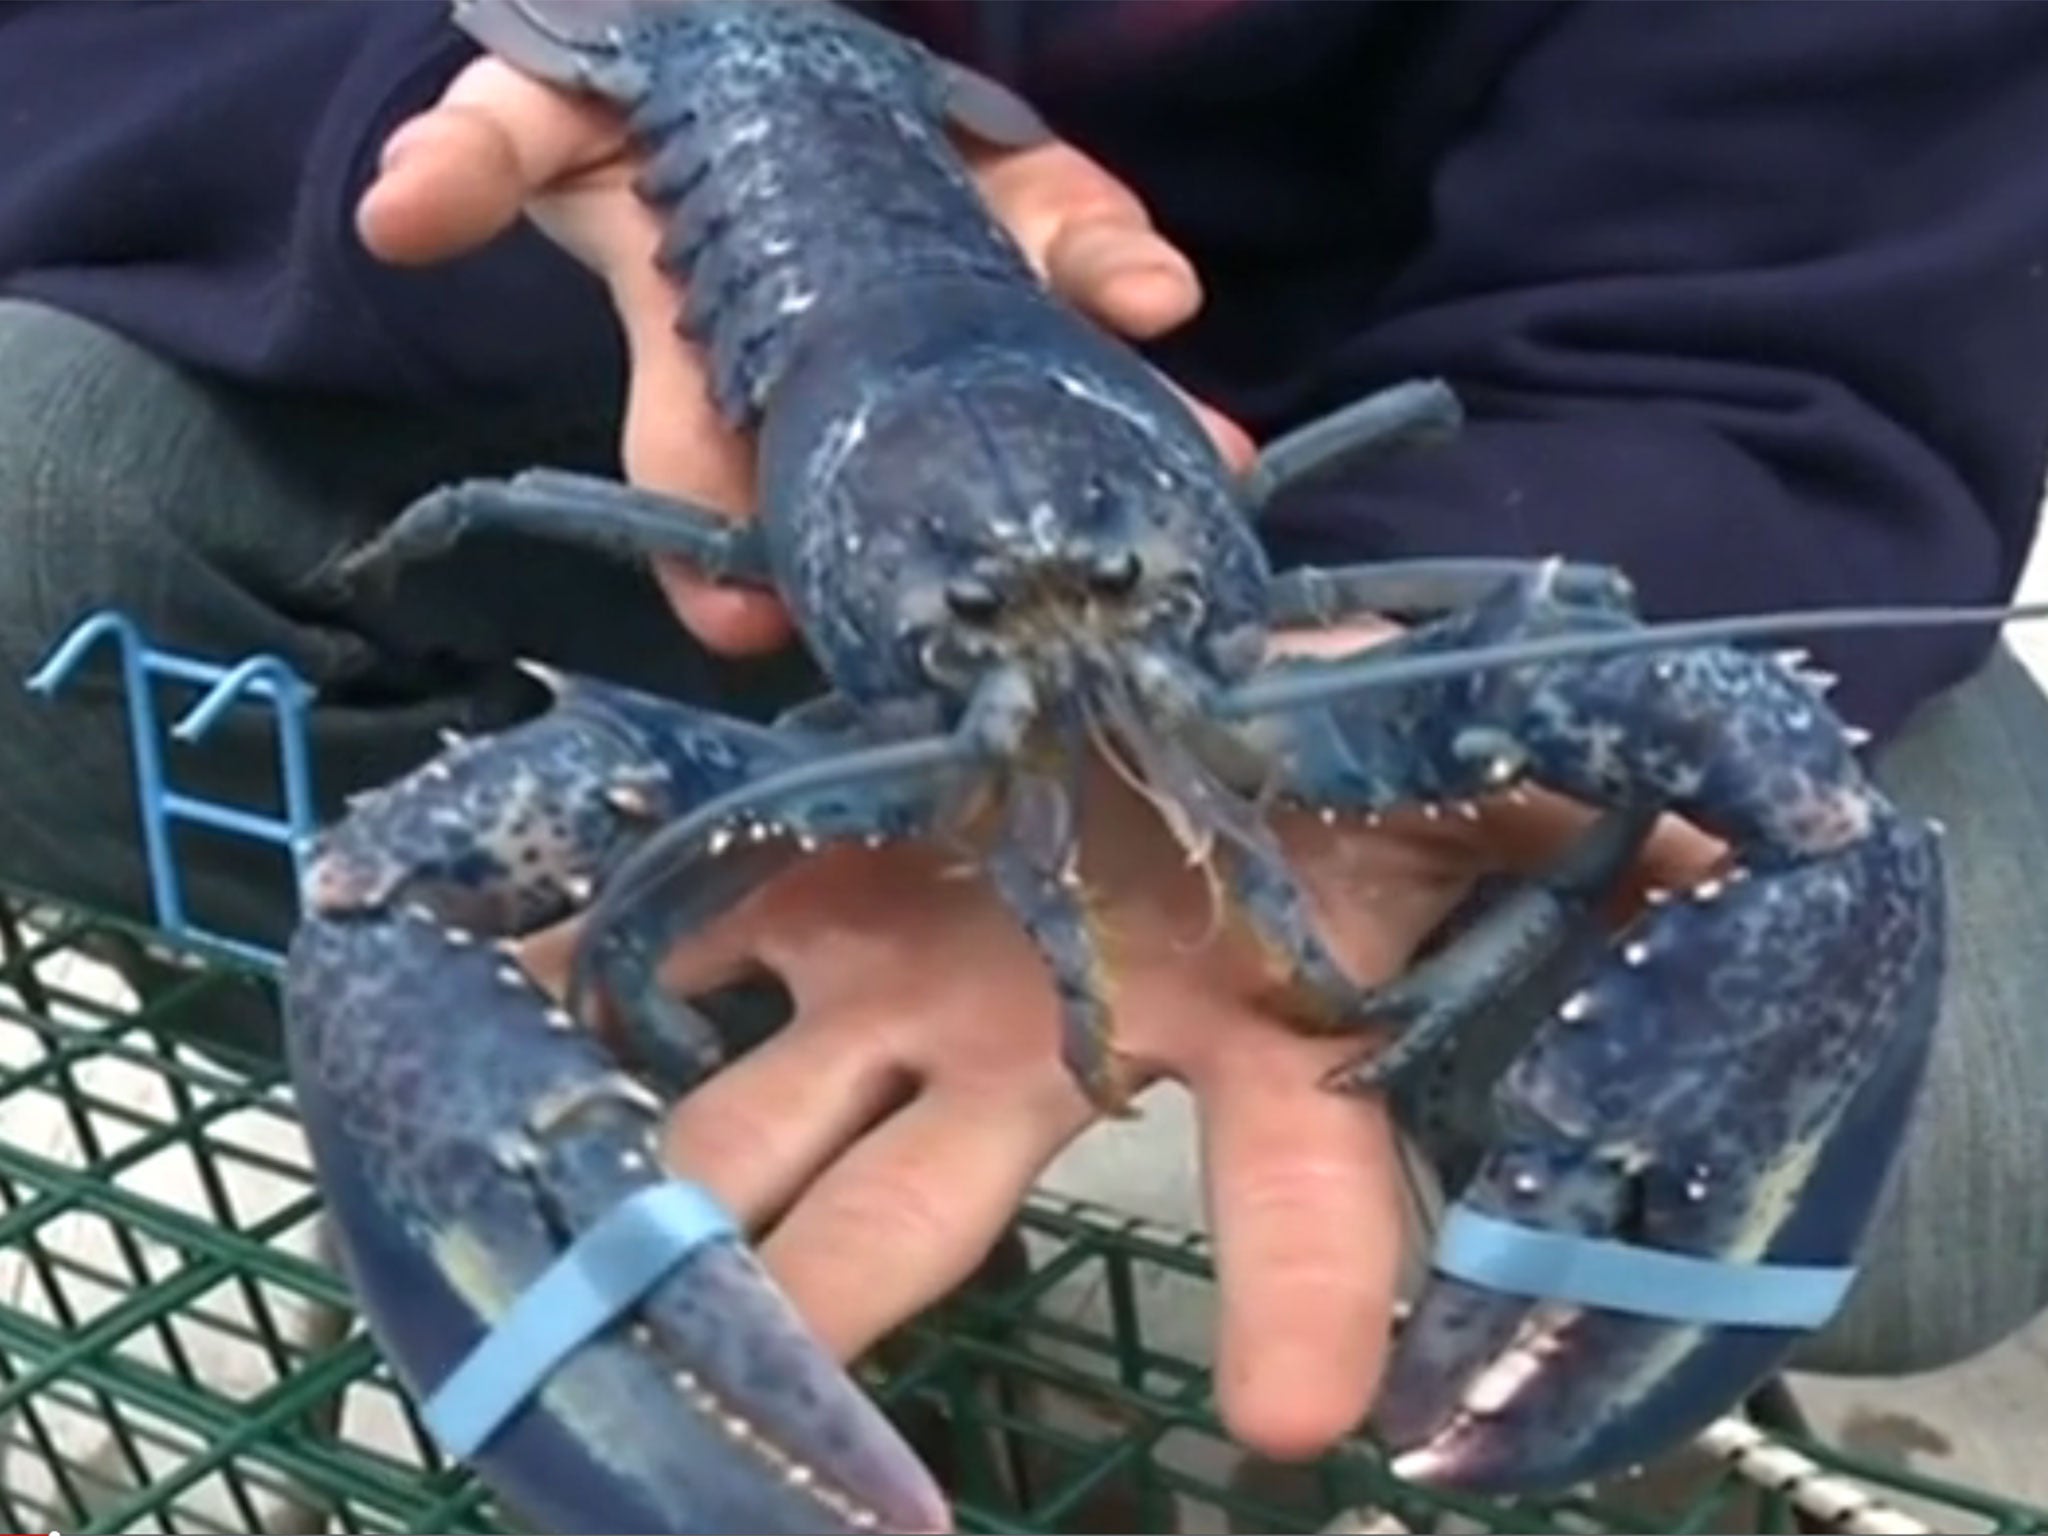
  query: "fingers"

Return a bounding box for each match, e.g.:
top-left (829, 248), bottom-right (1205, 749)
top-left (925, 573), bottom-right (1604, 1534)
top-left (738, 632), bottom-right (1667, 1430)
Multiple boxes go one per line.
top-left (972, 139), bottom-right (1151, 264)
top-left (1175, 384), bottom-right (1259, 473)
top-left (750, 1084), bottom-right (1091, 1361)
top-left (975, 139), bottom-right (1203, 335)
top-left (664, 993), bottom-right (1092, 1365)
top-left (356, 59), bottom-right (625, 265)
top-left (1043, 216), bottom-right (1201, 338)
top-left (652, 565), bottom-right (800, 654)
top-left (661, 1015), bottom-right (917, 1228)
top-left (608, 248), bottom-right (795, 652)
top-left (1189, 1025), bottom-right (1405, 1462)
top-left (968, 143), bottom-right (1252, 466)
top-left (1637, 810), bottom-right (1730, 886)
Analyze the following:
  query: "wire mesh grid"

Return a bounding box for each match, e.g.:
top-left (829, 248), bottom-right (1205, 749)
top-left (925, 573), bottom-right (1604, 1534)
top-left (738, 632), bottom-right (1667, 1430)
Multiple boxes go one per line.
top-left (0, 890), bottom-right (2043, 1536)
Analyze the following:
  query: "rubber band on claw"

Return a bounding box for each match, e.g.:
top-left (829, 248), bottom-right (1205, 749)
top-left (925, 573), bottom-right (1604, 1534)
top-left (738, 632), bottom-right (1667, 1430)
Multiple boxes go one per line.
top-left (423, 1180), bottom-right (742, 1459)
top-left (1433, 1203), bottom-right (1856, 1332)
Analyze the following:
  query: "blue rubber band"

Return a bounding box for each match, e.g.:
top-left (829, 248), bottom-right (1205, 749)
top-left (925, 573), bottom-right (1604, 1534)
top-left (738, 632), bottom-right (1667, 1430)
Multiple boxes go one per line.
top-left (423, 1180), bottom-right (741, 1459)
top-left (1432, 1203), bottom-right (1855, 1331)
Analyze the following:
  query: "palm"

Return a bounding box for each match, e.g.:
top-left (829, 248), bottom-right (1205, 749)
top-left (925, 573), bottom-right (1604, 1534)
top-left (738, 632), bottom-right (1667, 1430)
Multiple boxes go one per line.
top-left (619, 750), bottom-right (1526, 1450)
top-left (719, 771), bottom-right (1476, 1085)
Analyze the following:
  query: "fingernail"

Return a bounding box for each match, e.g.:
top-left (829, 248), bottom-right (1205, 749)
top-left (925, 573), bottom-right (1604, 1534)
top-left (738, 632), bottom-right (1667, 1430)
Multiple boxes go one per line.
top-left (376, 121), bottom-right (426, 173)
top-left (661, 579), bottom-right (795, 657)
top-left (1102, 269), bottom-right (1201, 337)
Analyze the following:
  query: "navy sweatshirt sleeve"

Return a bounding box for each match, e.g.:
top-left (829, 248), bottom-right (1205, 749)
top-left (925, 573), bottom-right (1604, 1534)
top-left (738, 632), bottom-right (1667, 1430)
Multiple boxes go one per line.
top-left (1246, 3), bottom-right (2048, 743)
top-left (0, 0), bottom-right (624, 413)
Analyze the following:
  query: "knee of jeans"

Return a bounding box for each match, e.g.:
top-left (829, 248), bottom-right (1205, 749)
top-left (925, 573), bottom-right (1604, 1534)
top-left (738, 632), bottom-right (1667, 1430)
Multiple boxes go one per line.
top-left (1801, 1213), bottom-right (2048, 1380)
top-left (0, 304), bottom-right (211, 609)
top-left (1794, 1017), bottom-right (2048, 1377)
top-left (1902, 1072), bottom-right (2048, 1370)
top-left (0, 300), bottom-right (337, 662)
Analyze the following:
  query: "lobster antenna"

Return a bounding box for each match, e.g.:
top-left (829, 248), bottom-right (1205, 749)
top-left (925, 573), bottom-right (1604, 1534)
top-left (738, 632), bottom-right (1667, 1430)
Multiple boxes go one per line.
top-left (1220, 597), bottom-right (2048, 719)
top-left (566, 727), bottom-right (981, 1016)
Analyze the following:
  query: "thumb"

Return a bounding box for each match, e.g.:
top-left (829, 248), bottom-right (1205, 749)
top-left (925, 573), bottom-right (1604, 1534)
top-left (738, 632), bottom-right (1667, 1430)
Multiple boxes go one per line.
top-left (357, 58), bottom-right (628, 266)
top-left (1180, 388), bottom-right (1258, 474)
top-left (361, 57), bottom-right (797, 657)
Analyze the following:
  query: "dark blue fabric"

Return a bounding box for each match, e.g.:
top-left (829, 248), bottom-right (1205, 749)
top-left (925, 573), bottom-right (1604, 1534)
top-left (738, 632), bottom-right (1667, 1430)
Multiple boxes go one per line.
top-left (5, 0), bottom-right (2046, 743)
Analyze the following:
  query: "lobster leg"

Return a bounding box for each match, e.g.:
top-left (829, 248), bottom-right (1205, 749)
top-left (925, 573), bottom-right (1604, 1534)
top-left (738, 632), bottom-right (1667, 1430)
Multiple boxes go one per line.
top-left (579, 801), bottom-right (809, 1097)
top-left (1328, 800), bottom-right (1661, 1092)
top-left (1083, 659), bottom-right (1382, 1043)
top-left (1265, 557), bottom-right (1633, 631)
top-left (566, 710), bottom-right (1005, 1034)
top-left (980, 716), bottom-right (1350, 1112)
top-left (566, 666), bottom-right (1039, 1035)
top-left (1241, 378), bottom-right (1467, 511)
top-left (980, 760), bottom-right (1137, 1109)
top-left (288, 673), bottom-right (953, 1533)
top-left (338, 468), bottom-right (775, 589)
top-left (1220, 560), bottom-right (1644, 1041)
top-left (1221, 831), bottom-right (1377, 1029)
top-left (571, 710), bottom-right (982, 1095)
top-left (1224, 563), bottom-right (1946, 1493)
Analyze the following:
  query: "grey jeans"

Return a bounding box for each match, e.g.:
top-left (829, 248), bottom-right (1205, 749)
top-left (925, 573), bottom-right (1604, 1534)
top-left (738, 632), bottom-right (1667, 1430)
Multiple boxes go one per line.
top-left (1, 296), bottom-right (2043, 1379)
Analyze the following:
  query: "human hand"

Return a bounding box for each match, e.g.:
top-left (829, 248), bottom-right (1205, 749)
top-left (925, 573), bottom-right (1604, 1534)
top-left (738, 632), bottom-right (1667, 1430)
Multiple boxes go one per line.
top-left (517, 631), bottom-right (1726, 1464)
top-left (356, 53), bottom-right (1255, 656)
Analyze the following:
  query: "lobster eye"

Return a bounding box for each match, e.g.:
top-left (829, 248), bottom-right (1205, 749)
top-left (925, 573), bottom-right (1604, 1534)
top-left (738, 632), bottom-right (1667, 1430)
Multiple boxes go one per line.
top-left (945, 577), bottom-right (1002, 623)
top-left (1088, 549), bottom-right (1143, 596)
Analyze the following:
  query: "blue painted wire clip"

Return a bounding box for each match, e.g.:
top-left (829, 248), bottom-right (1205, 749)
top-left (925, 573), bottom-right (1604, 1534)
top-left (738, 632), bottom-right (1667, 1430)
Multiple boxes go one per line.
top-left (25, 608), bottom-right (321, 968)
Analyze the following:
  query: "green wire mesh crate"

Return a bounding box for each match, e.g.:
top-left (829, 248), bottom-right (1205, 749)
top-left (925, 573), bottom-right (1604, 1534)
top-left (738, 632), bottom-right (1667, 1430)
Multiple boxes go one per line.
top-left (0, 887), bottom-right (2044, 1536)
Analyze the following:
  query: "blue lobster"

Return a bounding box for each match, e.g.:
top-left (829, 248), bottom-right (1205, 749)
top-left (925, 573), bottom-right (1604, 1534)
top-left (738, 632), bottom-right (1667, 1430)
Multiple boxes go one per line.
top-left (282, 1), bottom-right (2041, 1531)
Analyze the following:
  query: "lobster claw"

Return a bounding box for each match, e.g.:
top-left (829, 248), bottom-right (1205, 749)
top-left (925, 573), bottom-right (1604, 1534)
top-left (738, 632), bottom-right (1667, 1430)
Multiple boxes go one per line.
top-left (283, 673), bottom-right (954, 1534)
top-left (1371, 810), bottom-right (1945, 1493)
top-left (288, 907), bottom-right (950, 1536)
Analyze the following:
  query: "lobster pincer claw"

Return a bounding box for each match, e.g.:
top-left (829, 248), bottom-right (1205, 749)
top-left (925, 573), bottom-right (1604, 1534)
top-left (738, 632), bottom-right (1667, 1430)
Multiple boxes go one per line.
top-left (1372, 810), bottom-right (1946, 1494)
top-left (287, 908), bottom-right (952, 1535)
top-left (286, 666), bottom-right (961, 1530)
top-left (301, 665), bottom-right (817, 928)
top-left (305, 666), bottom-right (838, 1093)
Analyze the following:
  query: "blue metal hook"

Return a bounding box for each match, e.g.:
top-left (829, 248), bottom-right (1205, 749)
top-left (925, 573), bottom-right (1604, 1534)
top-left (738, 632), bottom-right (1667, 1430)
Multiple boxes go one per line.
top-left (27, 609), bottom-right (183, 934)
top-left (172, 654), bottom-right (321, 931)
top-left (24, 610), bottom-right (322, 968)
top-left (171, 653), bottom-right (311, 741)
top-left (24, 608), bottom-right (150, 698)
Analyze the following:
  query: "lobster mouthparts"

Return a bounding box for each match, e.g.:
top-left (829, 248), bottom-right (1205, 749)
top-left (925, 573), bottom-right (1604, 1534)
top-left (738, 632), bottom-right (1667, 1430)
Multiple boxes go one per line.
top-left (285, 908), bottom-right (950, 1535)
